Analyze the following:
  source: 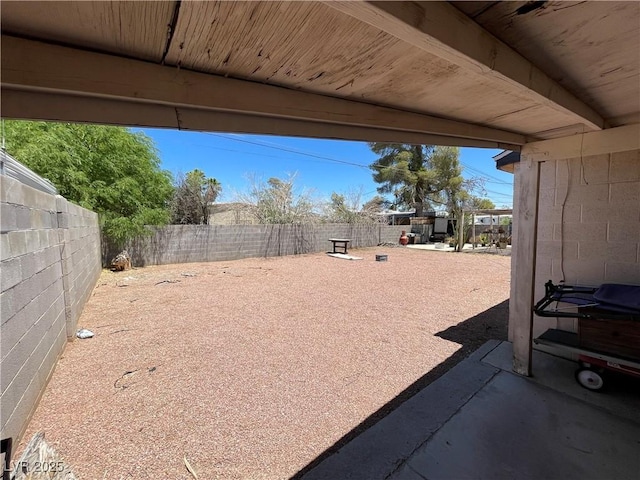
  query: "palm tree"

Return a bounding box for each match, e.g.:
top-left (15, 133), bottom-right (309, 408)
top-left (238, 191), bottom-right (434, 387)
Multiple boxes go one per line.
top-left (203, 178), bottom-right (222, 224)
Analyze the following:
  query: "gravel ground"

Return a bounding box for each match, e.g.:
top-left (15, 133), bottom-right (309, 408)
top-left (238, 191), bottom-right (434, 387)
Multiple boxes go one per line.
top-left (20, 247), bottom-right (510, 479)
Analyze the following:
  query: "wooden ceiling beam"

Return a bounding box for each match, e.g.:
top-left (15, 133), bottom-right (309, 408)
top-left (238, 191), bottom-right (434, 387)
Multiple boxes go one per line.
top-left (1, 89), bottom-right (518, 150)
top-left (0, 35), bottom-right (524, 148)
top-left (326, 1), bottom-right (607, 132)
top-left (522, 124), bottom-right (640, 161)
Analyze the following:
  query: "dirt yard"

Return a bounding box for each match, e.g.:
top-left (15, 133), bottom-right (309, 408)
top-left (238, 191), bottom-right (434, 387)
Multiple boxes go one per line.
top-left (20, 247), bottom-right (510, 479)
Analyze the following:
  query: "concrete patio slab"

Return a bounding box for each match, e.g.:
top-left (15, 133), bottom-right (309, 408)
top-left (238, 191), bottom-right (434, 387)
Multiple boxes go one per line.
top-left (400, 371), bottom-right (640, 480)
top-left (301, 341), bottom-right (640, 480)
top-left (482, 341), bottom-right (640, 423)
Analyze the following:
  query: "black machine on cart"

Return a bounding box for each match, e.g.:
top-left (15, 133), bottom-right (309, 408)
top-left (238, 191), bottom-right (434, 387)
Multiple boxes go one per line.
top-left (533, 280), bottom-right (640, 391)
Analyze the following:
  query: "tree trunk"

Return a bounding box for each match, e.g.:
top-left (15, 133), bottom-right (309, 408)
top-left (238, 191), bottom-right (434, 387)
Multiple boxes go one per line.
top-left (202, 202), bottom-right (209, 225)
top-left (457, 211), bottom-right (465, 251)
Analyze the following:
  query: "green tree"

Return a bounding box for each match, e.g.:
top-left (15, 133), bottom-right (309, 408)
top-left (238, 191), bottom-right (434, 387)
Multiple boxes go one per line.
top-left (369, 143), bottom-right (438, 216)
top-left (370, 143), bottom-right (490, 251)
top-left (362, 195), bottom-right (390, 213)
top-left (3, 121), bottom-right (174, 246)
top-left (237, 173), bottom-right (318, 224)
top-left (170, 169), bottom-right (222, 224)
top-left (471, 197), bottom-right (496, 210)
top-left (326, 189), bottom-right (383, 224)
top-left (430, 146), bottom-right (487, 251)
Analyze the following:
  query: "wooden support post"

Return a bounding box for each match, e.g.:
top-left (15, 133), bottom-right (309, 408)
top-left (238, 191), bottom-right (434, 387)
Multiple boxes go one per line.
top-left (472, 213), bottom-right (476, 250)
top-left (457, 211), bottom-right (465, 251)
top-left (490, 214), bottom-right (494, 245)
top-left (509, 156), bottom-right (541, 376)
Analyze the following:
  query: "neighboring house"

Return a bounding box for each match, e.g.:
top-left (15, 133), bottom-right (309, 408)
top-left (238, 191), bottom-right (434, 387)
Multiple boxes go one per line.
top-left (378, 209), bottom-right (415, 225)
top-left (473, 215), bottom-right (512, 226)
top-left (493, 150), bottom-right (520, 174)
top-left (208, 202), bottom-right (258, 225)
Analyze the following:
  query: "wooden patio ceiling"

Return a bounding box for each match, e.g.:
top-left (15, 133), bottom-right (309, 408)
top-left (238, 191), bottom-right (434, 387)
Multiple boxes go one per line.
top-left (1, 1), bottom-right (639, 149)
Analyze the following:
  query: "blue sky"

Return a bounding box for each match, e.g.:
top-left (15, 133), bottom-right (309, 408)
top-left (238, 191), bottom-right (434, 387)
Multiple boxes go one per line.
top-left (139, 128), bottom-right (514, 208)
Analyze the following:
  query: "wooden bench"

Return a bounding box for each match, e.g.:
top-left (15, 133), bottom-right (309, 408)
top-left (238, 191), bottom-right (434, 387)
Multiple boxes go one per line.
top-left (328, 238), bottom-right (351, 254)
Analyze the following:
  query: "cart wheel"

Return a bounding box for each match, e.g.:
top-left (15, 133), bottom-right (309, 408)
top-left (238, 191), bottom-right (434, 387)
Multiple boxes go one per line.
top-left (575, 367), bottom-right (605, 391)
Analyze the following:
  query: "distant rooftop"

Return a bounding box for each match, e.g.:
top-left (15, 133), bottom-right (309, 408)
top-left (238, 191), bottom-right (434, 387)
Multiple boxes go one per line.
top-left (493, 150), bottom-right (520, 174)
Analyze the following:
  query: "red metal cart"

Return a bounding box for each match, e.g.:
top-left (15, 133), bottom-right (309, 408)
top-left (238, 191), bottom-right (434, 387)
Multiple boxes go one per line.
top-left (533, 281), bottom-right (640, 391)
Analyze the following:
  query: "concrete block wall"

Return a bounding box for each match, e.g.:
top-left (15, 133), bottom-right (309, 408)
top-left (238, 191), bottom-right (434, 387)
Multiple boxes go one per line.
top-left (128, 224), bottom-right (406, 266)
top-left (533, 149), bottom-right (640, 337)
top-left (56, 198), bottom-right (102, 338)
top-left (1, 175), bottom-right (101, 445)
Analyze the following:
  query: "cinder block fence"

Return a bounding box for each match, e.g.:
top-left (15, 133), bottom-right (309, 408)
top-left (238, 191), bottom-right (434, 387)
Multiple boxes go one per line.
top-left (1, 175), bottom-right (102, 445)
top-left (124, 223), bottom-right (407, 266)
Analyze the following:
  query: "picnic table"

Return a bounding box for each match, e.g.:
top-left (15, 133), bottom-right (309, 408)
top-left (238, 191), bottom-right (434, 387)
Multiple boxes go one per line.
top-left (328, 238), bottom-right (351, 254)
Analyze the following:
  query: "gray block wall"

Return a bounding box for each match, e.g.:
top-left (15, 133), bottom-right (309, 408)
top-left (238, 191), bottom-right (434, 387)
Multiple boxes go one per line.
top-left (528, 149), bottom-right (640, 339)
top-left (1, 175), bottom-right (101, 445)
top-left (128, 224), bottom-right (406, 266)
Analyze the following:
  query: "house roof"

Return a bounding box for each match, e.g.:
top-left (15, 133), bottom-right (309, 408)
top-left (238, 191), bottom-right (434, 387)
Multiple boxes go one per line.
top-left (380, 209), bottom-right (417, 217)
top-left (467, 209), bottom-right (513, 216)
top-left (0, 150), bottom-right (58, 195)
top-left (1, 1), bottom-right (638, 148)
top-left (493, 150), bottom-right (521, 174)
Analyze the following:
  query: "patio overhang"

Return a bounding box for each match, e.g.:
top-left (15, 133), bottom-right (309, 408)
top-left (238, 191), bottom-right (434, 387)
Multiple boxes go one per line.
top-left (0, 35), bottom-right (524, 150)
top-left (2, 1), bottom-right (638, 146)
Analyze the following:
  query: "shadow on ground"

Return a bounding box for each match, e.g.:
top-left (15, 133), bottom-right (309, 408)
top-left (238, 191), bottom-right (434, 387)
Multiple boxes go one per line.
top-left (292, 299), bottom-right (509, 479)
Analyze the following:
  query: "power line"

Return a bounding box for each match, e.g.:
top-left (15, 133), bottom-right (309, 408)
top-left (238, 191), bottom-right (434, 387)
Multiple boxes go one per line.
top-left (159, 138), bottom-right (362, 168)
top-left (204, 133), bottom-right (514, 197)
top-left (209, 133), bottom-right (513, 185)
top-left (460, 162), bottom-right (513, 185)
top-left (484, 188), bottom-right (514, 198)
top-left (205, 132), bottom-right (371, 169)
